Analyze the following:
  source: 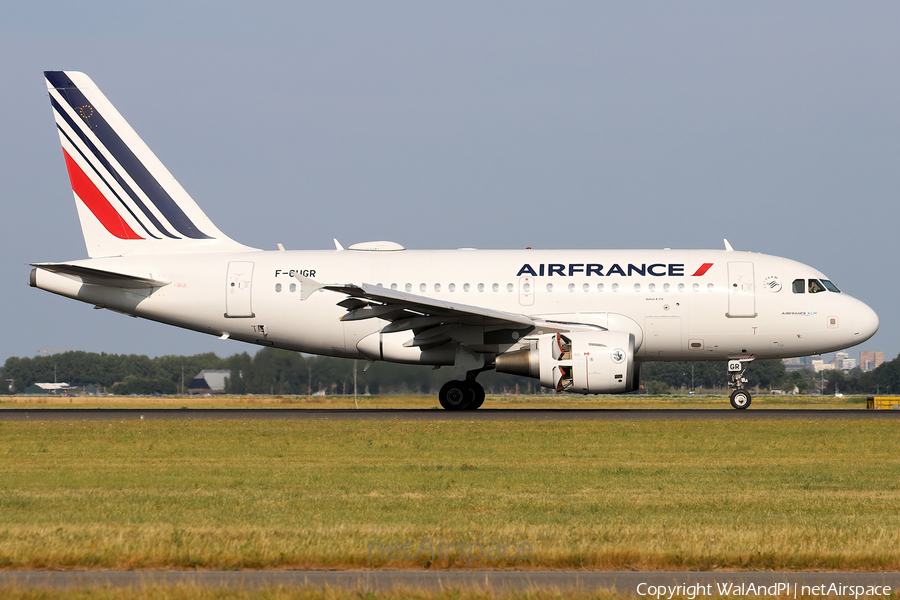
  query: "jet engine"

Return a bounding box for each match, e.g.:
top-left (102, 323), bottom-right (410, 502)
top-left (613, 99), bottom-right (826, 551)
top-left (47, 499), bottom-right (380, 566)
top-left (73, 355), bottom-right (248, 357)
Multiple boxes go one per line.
top-left (495, 331), bottom-right (638, 394)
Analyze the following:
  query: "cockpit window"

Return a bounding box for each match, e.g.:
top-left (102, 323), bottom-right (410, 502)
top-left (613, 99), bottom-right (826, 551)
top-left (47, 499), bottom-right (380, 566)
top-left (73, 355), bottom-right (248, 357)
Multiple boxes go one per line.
top-left (808, 279), bottom-right (826, 293)
top-left (821, 279), bottom-right (841, 293)
top-left (793, 278), bottom-right (840, 294)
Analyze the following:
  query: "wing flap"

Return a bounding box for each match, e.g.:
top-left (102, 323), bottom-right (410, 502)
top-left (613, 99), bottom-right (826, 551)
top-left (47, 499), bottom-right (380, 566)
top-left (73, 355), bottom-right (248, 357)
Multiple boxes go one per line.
top-left (319, 282), bottom-right (534, 328)
top-left (294, 275), bottom-right (535, 340)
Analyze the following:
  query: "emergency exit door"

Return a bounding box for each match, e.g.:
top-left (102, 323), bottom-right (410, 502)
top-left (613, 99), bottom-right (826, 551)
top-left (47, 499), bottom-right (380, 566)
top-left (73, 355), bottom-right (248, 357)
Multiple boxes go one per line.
top-left (518, 276), bottom-right (535, 306)
top-left (225, 261), bottom-right (255, 318)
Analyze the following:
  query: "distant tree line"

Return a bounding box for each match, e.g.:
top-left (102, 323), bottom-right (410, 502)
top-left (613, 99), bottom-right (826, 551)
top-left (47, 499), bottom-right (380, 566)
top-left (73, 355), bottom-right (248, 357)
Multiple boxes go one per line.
top-left (641, 358), bottom-right (900, 395)
top-left (0, 349), bottom-right (541, 396)
top-left (1, 349), bottom-right (898, 396)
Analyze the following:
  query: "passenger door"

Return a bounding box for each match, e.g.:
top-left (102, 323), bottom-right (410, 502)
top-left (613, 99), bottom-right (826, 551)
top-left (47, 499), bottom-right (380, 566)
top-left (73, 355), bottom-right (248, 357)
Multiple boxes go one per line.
top-left (726, 261), bottom-right (756, 318)
top-left (225, 261), bottom-right (255, 318)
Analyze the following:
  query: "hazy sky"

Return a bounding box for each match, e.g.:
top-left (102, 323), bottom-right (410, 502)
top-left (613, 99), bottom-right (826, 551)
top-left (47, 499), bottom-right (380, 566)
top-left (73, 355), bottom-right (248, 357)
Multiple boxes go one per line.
top-left (1, 2), bottom-right (896, 366)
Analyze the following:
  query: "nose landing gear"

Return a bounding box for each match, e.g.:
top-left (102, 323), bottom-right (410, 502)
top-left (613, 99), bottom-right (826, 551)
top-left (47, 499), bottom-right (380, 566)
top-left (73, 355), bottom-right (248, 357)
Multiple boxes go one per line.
top-left (727, 358), bottom-right (754, 409)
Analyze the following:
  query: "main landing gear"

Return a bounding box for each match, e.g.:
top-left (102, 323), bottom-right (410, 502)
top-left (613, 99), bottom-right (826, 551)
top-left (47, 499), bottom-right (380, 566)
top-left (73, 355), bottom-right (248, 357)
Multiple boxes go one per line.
top-left (438, 347), bottom-right (489, 410)
top-left (438, 379), bottom-right (486, 410)
top-left (727, 358), bottom-right (754, 409)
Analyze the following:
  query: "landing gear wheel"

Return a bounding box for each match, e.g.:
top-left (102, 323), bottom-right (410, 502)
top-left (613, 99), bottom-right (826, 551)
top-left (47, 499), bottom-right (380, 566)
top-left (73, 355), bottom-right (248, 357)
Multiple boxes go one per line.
top-left (464, 381), bottom-right (485, 410)
top-left (439, 380), bottom-right (471, 410)
top-left (730, 389), bottom-right (751, 410)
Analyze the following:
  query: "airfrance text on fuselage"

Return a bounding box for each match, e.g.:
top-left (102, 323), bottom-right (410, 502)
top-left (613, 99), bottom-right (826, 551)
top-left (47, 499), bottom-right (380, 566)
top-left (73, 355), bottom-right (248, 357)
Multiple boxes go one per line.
top-left (516, 263), bottom-right (713, 277)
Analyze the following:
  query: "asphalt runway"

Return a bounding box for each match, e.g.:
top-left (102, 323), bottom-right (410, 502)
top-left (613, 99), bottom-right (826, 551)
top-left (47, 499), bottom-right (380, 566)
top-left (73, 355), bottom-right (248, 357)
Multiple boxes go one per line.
top-left (0, 408), bottom-right (898, 421)
top-left (2, 570), bottom-right (899, 593)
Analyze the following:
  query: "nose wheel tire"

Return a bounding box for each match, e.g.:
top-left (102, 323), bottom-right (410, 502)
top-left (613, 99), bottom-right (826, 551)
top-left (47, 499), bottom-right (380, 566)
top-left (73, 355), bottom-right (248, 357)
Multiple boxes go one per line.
top-left (730, 389), bottom-right (752, 409)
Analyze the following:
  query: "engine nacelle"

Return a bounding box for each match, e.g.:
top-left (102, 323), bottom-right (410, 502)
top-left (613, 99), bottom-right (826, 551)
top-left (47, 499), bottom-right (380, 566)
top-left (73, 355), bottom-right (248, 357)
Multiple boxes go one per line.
top-left (495, 330), bottom-right (638, 394)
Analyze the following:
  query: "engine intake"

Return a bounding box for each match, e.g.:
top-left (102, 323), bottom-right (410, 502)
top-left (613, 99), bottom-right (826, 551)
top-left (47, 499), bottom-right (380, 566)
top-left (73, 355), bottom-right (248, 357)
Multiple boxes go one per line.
top-left (496, 331), bottom-right (638, 394)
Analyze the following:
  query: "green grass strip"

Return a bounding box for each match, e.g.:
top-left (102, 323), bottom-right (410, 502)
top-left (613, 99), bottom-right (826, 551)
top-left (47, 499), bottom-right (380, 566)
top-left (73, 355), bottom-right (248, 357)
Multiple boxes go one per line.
top-left (0, 419), bottom-right (898, 570)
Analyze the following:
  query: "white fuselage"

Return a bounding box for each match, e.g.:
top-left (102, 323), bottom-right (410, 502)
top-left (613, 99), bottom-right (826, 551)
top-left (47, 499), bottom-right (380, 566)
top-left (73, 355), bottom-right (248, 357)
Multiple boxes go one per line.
top-left (33, 247), bottom-right (879, 364)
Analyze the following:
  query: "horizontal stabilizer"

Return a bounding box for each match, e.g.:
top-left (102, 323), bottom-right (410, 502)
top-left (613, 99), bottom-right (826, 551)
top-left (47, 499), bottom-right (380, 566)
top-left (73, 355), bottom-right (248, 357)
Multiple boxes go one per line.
top-left (31, 263), bottom-right (169, 289)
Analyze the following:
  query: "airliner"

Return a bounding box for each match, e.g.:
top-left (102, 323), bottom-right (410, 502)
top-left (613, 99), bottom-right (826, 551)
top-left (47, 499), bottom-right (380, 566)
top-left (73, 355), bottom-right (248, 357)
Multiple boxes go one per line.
top-left (30, 71), bottom-right (880, 409)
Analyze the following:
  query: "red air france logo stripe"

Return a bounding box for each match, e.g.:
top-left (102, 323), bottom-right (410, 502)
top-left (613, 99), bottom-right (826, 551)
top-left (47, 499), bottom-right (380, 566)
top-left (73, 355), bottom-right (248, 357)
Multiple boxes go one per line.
top-left (692, 263), bottom-right (714, 276)
top-left (62, 148), bottom-right (143, 240)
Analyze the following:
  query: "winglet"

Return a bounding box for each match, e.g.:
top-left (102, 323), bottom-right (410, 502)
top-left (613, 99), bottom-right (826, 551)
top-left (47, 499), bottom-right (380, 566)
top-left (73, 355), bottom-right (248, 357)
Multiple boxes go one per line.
top-left (723, 239), bottom-right (734, 252)
top-left (292, 272), bottom-right (325, 300)
top-left (334, 239), bottom-right (344, 251)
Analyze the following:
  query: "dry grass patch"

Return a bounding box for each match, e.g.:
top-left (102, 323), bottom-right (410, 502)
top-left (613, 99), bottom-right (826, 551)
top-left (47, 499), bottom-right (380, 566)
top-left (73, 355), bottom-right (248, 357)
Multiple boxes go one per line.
top-left (0, 588), bottom-right (630, 600)
top-left (0, 419), bottom-right (897, 570)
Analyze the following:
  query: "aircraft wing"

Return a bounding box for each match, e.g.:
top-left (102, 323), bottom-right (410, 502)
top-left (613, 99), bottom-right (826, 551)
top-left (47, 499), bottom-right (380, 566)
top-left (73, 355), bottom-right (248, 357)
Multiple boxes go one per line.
top-left (295, 275), bottom-right (534, 346)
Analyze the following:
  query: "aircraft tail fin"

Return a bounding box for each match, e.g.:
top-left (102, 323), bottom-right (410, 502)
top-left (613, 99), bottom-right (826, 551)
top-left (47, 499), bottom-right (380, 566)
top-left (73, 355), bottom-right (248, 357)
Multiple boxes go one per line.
top-left (45, 71), bottom-right (255, 258)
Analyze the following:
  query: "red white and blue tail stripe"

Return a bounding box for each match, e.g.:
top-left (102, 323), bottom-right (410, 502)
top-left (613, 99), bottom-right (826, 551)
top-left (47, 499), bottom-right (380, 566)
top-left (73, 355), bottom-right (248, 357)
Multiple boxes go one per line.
top-left (45, 71), bottom-right (252, 257)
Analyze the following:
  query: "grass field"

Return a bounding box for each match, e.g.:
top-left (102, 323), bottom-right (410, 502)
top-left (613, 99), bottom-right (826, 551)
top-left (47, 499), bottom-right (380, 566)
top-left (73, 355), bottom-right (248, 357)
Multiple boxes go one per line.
top-left (1, 412), bottom-right (898, 572)
top-left (0, 587), bottom-right (631, 600)
top-left (0, 393), bottom-right (872, 410)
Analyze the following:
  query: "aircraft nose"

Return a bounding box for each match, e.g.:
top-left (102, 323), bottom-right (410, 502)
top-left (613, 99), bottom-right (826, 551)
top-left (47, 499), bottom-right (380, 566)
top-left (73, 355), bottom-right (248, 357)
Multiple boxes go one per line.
top-left (852, 300), bottom-right (879, 343)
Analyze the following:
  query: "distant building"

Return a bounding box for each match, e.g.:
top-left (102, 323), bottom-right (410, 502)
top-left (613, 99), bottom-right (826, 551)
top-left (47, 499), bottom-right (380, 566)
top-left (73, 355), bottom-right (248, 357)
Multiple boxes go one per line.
top-left (23, 382), bottom-right (74, 395)
top-left (783, 357), bottom-right (812, 372)
top-left (188, 370), bottom-right (231, 395)
top-left (834, 351), bottom-right (849, 368)
top-left (811, 360), bottom-right (835, 373)
top-left (859, 351), bottom-right (884, 372)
